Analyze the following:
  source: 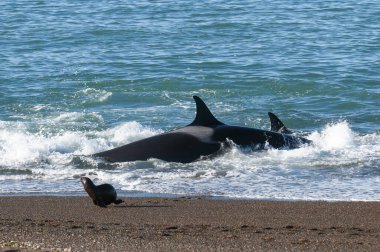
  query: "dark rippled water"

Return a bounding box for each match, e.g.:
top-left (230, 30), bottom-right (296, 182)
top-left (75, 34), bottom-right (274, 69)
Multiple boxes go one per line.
top-left (0, 1), bottom-right (379, 200)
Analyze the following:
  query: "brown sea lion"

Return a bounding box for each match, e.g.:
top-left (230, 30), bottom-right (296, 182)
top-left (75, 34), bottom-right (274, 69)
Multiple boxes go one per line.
top-left (80, 177), bottom-right (123, 207)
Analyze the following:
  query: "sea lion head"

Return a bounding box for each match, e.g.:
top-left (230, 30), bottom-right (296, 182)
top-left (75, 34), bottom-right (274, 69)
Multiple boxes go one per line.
top-left (80, 176), bottom-right (97, 201)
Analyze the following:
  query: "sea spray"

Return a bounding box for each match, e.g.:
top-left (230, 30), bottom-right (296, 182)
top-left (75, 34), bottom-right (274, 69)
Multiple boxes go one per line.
top-left (1, 119), bottom-right (380, 201)
top-left (309, 121), bottom-right (354, 150)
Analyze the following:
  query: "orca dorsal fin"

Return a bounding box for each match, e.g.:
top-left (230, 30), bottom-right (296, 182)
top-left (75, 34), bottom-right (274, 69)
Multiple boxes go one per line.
top-left (189, 96), bottom-right (224, 126)
top-left (268, 112), bottom-right (293, 134)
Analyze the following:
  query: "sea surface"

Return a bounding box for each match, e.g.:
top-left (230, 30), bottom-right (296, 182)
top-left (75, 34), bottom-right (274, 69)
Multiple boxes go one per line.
top-left (1, 1), bottom-right (379, 201)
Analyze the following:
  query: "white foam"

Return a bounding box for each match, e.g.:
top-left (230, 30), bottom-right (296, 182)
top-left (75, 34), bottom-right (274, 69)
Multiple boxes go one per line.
top-left (0, 119), bottom-right (159, 167)
top-left (111, 122), bottom-right (380, 201)
top-left (50, 112), bottom-right (104, 127)
top-left (32, 105), bottom-right (47, 111)
top-left (309, 121), bottom-right (354, 150)
top-left (0, 129), bottom-right (48, 166)
top-left (76, 88), bottom-right (112, 103)
top-left (1, 119), bottom-right (380, 201)
top-left (97, 121), bottom-right (161, 147)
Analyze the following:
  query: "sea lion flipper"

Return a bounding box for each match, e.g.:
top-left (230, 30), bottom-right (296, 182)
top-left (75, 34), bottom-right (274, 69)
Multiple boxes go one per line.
top-left (96, 197), bottom-right (107, 207)
top-left (98, 201), bottom-right (107, 207)
top-left (114, 199), bottom-right (123, 205)
top-left (93, 199), bottom-right (105, 207)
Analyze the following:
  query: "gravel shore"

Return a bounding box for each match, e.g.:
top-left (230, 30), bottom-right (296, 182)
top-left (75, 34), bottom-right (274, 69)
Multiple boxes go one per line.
top-left (1, 196), bottom-right (379, 251)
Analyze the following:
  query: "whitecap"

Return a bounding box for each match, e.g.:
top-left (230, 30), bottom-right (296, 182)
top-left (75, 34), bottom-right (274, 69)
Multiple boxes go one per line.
top-left (1, 119), bottom-right (380, 201)
top-left (76, 88), bottom-right (112, 104)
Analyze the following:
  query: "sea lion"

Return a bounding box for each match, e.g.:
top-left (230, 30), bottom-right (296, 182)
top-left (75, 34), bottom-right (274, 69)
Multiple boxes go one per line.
top-left (80, 177), bottom-right (123, 207)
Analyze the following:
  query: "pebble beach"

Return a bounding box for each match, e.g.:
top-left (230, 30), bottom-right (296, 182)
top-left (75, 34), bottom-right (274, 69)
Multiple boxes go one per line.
top-left (1, 196), bottom-right (380, 251)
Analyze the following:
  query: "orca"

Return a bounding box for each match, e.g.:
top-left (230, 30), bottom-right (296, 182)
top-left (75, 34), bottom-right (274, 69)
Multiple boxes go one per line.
top-left (94, 96), bottom-right (311, 163)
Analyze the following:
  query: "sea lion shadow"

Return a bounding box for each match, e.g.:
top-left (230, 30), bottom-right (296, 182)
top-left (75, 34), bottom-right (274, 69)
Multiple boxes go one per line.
top-left (114, 205), bottom-right (171, 208)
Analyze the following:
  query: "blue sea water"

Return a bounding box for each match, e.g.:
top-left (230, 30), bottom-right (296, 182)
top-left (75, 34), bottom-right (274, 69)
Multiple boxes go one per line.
top-left (0, 1), bottom-right (379, 201)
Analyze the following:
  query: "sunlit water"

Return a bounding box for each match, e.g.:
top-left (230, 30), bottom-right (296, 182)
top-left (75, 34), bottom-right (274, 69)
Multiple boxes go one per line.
top-left (1, 1), bottom-right (379, 201)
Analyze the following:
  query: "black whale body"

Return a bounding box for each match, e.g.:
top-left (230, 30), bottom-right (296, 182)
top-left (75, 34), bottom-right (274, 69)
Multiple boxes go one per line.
top-left (94, 96), bottom-right (311, 163)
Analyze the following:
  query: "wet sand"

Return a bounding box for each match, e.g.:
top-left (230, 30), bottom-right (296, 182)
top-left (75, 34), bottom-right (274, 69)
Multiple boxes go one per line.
top-left (1, 196), bottom-right (380, 251)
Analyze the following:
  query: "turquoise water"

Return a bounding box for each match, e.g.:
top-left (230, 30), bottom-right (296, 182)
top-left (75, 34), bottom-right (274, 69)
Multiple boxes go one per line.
top-left (0, 1), bottom-right (379, 200)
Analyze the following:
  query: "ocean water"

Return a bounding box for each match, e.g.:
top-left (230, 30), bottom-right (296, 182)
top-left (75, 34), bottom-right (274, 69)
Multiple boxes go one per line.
top-left (1, 1), bottom-right (379, 201)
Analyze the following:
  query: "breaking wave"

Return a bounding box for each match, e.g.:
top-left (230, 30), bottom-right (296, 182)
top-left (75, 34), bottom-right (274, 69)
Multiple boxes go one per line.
top-left (1, 115), bottom-right (379, 201)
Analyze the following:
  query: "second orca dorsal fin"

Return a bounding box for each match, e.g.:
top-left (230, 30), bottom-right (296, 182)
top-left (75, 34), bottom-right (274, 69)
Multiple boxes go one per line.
top-left (189, 96), bottom-right (224, 126)
top-left (268, 112), bottom-right (293, 134)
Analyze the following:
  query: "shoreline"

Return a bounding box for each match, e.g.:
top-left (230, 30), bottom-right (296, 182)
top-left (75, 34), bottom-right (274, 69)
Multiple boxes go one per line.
top-left (1, 196), bottom-right (380, 251)
top-left (1, 192), bottom-right (379, 203)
